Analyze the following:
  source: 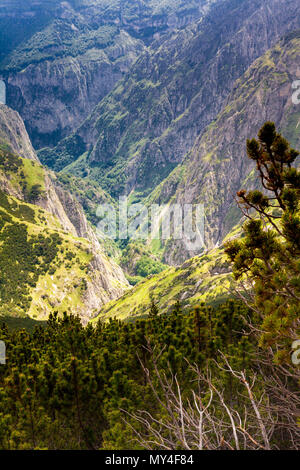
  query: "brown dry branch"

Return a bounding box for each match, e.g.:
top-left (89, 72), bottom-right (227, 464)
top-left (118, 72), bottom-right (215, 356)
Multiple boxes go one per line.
top-left (121, 344), bottom-right (296, 450)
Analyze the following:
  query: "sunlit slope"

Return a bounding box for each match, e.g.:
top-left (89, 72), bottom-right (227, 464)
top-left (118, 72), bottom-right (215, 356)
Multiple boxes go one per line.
top-left (92, 227), bottom-right (242, 322)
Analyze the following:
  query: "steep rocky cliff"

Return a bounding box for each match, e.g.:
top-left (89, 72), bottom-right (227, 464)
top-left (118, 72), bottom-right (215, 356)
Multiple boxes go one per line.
top-left (155, 34), bottom-right (300, 264)
top-left (0, 0), bottom-right (214, 148)
top-left (0, 104), bottom-right (128, 323)
top-left (45, 0), bottom-right (300, 197)
top-left (2, 26), bottom-right (144, 148)
top-left (1, 1), bottom-right (299, 324)
top-left (0, 105), bottom-right (38, 161)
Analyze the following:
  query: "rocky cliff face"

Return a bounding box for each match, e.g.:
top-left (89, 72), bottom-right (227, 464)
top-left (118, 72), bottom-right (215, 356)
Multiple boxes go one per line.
top-left (0, 104), bottom-right (128, 323)
top-left (0, 0), bottom-right (214, 148)
top-left (157, 35), bottom-right (300, 264)
top-left (0, 105), bottom-right (38, 161)
top-left (4, 30), bottom-right (145, 148)
top-left (91, 35), bottom-right (300, 318)
top-left (47, 0), bottom-right (300, 198)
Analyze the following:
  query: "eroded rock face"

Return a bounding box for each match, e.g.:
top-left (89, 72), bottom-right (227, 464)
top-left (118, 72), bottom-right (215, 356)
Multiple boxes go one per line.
top-left (51, 0), bottom-right (300, 198)
top-left (52, 178), bottom-right (130, 306)
top-left (0, 104), bottom-right (38, 161)
top-left (4, 31), bottom-right (145, 148)
top-left (159, 36), bottom-right (300, 264)
top-left (40, 0), bottom-right (300, 268)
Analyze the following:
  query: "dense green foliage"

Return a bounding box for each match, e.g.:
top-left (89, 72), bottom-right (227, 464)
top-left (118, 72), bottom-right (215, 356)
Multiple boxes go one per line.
top-left (96, 245), bottom-right (232, 321)
top-left (0, 148), bottom-right (45, 204)
top-left (0, 205), bottom-right (61, 313)
top-left (0, 146), bottom-right (120, 321)
top-left (4, 22), bottom-right (118, 71)
top-left (0, 300), bottom-right (254, 450)
top-left (0, 1), bottom-right (60, 65)
top-left (38, 136), bottom-right (87, 172)
top-left (120, 241), bottom-right (167, 283)
top-left (57, 172), bottom-right (115, 226)
top-left (225, 123), bottom-right (300, 362)
top-left (134, 256), bottom-right (166, 278)
top-left (0, 0), bottom-right (298, 449)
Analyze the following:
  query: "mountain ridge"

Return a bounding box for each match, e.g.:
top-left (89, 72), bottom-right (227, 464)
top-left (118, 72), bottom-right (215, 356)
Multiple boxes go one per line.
top-left (0, 0), bottom-right (215, 148)
top-left (92, 34), bottom-right (300, 320)
top-left (40, 0), bottom-right (300, 209)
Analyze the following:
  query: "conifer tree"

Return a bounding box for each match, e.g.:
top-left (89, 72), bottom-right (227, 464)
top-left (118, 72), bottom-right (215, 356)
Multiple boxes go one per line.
top-left (149, 299), bottom-right (159, 318)
top-left (225, 122), bottom-right (300, 362)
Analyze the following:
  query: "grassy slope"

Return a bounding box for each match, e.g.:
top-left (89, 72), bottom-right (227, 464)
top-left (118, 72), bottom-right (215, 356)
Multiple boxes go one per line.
top-left (0, 147), bottom-right (111, 321)
top-left (140, 35), bottom-right (300, 261)
top-left (2, 22), bottom-right (121, 72)
top-left (67, 36), bottom-right (300, 288)
top-left (0, 316), bottom-right (47, 333)
top-left (92, 226), bottom-right (241, 322)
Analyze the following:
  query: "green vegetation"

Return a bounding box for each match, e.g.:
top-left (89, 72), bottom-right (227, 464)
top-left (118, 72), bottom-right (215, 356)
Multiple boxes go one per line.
top-left (135, 255), bottom-right (166, 277)
top-left (0, 148), bottom-right (118, 321)
top-left (0, 0), bottom-right (299, 447)
top-left (0, 102), bottom-right (298, 451)
top-left (56, 172), bottom-right (115, 226)
top-left (0, 187), bottom-right (96, 320)
top-left (225, 122), bottom-right (300, 361)
top-left (0, 213), bottom-right (61, 313)
top-left (0, 0), bottom-right (205, 72)
top-left (0, 300), bottom-right (256, 449)
top-left (0, 147), bottom-right (46, 204)
top-left (120, 241), bottom-right (167, 282)
top-left (0, 1), bottom-right (61, 65)
top-left (0, 316), bottom-right (46, 333)
top-left (96, 245), bottom-right (232, 321)
top-left (2, 21), bottom-right (119, 71)
top-left (38, 135), bottom-right (86, 172)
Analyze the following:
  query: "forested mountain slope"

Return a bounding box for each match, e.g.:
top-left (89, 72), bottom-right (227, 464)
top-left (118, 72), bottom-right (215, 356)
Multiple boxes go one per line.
top-left (1, 1), bottom-right (299, 318)
top-left (94, 232), bottom-right (235, 322)
top-left (0, 104), bottom-right (128, 323)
